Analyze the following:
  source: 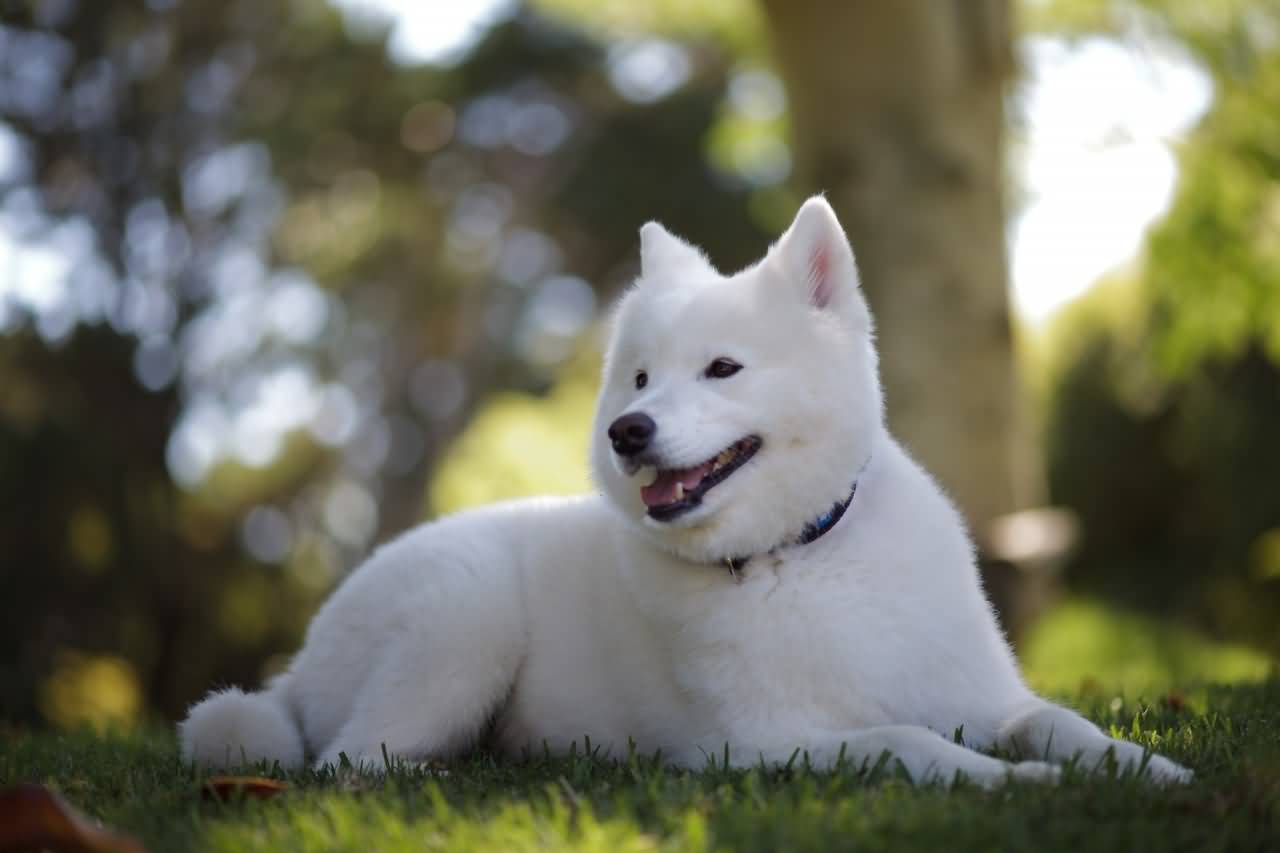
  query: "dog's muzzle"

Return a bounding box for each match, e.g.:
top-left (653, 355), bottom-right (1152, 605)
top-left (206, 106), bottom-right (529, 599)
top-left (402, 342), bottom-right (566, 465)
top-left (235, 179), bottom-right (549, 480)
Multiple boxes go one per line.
top-left (608, 412), bottom-right (656, 457)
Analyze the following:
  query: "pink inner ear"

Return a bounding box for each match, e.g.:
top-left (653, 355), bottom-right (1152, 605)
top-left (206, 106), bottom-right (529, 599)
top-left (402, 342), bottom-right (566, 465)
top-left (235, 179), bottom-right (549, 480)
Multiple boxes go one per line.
top-left (808, 243), bottom-right (833, 308)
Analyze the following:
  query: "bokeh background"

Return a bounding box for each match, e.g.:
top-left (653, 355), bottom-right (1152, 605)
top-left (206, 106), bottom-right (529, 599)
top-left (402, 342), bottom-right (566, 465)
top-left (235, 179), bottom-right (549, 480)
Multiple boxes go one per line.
top-left (1, 0), bottom-right (1277, 732)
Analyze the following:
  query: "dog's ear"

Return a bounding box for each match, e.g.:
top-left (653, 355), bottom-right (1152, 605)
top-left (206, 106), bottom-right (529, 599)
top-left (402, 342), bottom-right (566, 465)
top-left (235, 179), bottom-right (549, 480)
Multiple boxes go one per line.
top-left (639, 222), bottom-right (717, 281)
top-left (771, 196), bottom-right (864, 315)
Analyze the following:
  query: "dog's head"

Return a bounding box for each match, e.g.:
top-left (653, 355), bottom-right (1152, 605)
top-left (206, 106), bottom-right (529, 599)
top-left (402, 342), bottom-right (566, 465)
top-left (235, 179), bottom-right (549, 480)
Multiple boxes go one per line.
top-left (590, 196), bottom-right (884, 564)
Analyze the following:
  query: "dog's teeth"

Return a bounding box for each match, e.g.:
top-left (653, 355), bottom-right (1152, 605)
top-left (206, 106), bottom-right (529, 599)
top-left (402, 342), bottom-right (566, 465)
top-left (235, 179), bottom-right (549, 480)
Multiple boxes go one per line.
top-left (637, 466), bottom-right (658, 487)
top-left (674, 482), bottom-right (685, 500)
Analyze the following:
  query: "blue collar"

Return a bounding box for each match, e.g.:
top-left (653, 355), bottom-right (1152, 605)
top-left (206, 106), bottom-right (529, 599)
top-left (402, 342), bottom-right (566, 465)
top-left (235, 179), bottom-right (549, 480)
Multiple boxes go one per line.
top-left (724, 476), bottom-right (860, 580)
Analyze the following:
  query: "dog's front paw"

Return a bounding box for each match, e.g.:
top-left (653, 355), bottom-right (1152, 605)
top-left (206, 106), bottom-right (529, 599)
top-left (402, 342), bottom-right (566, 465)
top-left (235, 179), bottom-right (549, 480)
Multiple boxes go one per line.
top-left (970, 760), bottom-right (1061, 789)
top-left (1143, 753), bottom-right (1193, 785)
top-left (1008, 760), bottom-right (1062, 785)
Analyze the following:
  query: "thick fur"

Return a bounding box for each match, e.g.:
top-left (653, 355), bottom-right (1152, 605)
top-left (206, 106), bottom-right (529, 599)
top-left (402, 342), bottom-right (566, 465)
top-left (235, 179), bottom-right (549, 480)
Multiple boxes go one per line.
top-left (181, 198), bottom-right (1190, 786)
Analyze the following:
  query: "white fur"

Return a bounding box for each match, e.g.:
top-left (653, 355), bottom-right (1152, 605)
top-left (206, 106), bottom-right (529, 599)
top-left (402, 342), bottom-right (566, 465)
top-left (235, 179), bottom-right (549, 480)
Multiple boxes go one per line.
top-left (178, 684), bottom-right (303, 769)
top-left (180, 197), bottom-right (1190, 787)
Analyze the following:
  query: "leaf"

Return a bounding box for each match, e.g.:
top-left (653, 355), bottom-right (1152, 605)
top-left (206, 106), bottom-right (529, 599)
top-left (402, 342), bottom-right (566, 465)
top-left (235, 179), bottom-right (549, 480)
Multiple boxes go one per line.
top-left (0, 783), bottom-right (147, 853)
top-left (200, 776), bottom-right (290, 801)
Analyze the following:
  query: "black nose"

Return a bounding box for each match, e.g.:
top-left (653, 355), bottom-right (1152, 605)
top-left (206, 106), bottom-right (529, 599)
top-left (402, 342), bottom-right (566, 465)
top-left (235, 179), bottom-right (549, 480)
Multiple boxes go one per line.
top-left (608, 412), bottom-right (656, 457)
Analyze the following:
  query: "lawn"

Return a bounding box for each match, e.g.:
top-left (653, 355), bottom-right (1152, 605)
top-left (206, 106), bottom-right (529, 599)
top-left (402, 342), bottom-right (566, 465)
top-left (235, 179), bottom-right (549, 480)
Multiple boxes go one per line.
top-left (4, 679), bottom-right (1279, 852)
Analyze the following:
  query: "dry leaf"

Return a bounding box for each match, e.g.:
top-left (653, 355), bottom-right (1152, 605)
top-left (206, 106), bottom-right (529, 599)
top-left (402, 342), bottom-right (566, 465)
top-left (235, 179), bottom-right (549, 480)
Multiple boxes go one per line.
top-left (200, 776), bottom-right (290, 801)
top-left (0, 783), bottom-right (147, 853)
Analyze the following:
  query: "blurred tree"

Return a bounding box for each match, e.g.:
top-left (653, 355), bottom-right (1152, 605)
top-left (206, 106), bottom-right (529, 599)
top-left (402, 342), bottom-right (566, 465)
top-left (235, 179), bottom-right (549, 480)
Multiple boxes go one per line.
top-left (760, 0), bottom-right (1026, 534)
top-left (759, 0), bottom-right (1037, 629)
top-left (0, 326), bottom-right (312, 724)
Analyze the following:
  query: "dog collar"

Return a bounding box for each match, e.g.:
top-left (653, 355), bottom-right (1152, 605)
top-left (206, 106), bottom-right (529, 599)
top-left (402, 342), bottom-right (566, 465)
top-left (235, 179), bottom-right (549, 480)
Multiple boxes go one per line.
top-left (723, 476), bottom-right (861, 580)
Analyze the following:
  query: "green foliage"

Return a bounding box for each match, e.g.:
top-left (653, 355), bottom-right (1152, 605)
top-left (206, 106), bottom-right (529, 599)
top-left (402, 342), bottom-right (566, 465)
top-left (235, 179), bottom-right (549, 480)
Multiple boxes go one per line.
top-left (1030, 0), bottom-right (1280, 373)
top-left (4, 681), bottom-right (1279, 852)
top-left (1045, 298), bottom-right (1280, 657)
top-left (1039, 0), bottom-right (1280, 660)
top-left (532, 0), bottom-right (766, 57)
top-left (1031, 0), bottom-right (1280, 376)
top-left (0, 328), bottom-right (314, 726)
top-left (430, 357), bottom-right (597, 514)
top-left (1146, 54), bottom-right (1280, 374)
top-left (1024, 0), bottom-right (1266, 43)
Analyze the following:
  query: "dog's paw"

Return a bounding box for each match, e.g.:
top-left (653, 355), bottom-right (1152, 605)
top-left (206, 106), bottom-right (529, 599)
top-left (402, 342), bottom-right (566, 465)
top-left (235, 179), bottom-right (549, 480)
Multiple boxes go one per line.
top-left (1007, 760), bottom-right (1062, 785)
top-left (967, 760), bottom-right (1061, 789)
top-left (1143, 753), bottom-right (1193, 785)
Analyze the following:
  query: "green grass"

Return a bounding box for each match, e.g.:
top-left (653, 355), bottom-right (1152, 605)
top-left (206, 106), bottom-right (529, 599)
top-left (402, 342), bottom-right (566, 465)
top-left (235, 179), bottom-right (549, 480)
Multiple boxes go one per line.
top-left (1021, 599), bottom-right (1275, 696)
top-left (4, 681), bottom-right (1279, 852)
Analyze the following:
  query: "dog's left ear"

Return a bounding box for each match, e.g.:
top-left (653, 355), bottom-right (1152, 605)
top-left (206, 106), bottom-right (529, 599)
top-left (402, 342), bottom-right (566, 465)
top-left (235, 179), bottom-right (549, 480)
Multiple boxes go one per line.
top-left (639, 221), bottom-right (718, 282)
top-left (771, 196), bottom-right (863, 315)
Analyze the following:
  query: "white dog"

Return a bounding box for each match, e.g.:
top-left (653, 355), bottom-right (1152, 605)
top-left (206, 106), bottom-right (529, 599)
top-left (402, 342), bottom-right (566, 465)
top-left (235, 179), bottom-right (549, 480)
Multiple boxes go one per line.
top-left (181, 197), bottom-right (1190, 786)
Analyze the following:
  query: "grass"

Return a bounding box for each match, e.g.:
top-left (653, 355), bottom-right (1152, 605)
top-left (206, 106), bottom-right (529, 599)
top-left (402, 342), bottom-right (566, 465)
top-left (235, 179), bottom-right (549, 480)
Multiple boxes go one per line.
top-left (1020, 599), bottom-right (1275, 696)
top-left (4, 680), bottom-right (1280, 852)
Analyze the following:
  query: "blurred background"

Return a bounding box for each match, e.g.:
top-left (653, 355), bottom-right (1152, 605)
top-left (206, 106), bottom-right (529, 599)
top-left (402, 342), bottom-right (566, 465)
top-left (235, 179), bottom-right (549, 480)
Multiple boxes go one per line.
top-left (1, 0), bottom-right (1277, 732)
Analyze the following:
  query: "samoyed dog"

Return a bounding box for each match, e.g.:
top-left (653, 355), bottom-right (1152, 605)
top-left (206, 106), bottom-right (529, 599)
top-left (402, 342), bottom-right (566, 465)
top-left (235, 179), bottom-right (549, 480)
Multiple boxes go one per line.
top-left (181, 197), bottom-right (1190, 786)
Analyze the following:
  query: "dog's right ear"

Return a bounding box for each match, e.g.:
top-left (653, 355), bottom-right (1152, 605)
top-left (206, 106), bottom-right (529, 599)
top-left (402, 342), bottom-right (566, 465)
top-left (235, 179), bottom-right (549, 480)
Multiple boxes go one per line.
top-left (770, 196), bottom-right (866, 320)
top-left (639, 222), bottom-right (717, 282)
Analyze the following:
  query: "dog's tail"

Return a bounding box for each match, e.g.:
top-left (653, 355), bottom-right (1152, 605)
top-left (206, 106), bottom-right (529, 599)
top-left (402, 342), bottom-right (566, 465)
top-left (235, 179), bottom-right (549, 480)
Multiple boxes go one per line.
top-left (178, 675), bottom-right (305, 769)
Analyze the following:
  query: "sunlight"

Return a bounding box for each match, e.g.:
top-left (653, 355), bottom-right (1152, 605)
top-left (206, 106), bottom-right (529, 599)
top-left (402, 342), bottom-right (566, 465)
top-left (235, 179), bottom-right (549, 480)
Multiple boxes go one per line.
top-left (329, 0), bottom-right (517, 66)
top-left (1013, 36), bottom-right (1213, 325)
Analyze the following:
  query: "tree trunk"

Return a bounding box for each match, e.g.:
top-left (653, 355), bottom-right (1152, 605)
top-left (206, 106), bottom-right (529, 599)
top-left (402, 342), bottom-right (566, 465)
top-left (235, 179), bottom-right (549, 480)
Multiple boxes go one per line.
top-left (760, 0), bottom-right (1042, 633)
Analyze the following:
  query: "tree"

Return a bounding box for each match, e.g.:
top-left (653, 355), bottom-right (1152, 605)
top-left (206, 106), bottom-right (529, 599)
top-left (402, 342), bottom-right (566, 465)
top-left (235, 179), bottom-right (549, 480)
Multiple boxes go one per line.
top-left (759, 1), bottom-right (1030, 547)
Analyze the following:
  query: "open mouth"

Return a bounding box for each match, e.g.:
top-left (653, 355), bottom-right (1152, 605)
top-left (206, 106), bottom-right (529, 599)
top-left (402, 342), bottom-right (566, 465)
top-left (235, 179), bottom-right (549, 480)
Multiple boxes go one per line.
top-left (640, 436), bottom-right (762, 522)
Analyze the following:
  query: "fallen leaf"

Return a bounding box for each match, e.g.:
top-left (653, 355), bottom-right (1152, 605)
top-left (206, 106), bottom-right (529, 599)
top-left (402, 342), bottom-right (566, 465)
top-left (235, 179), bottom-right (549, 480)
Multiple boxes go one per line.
top-left (0, 783), bottom-right (147, 853)
top-left (201, 776), bottom-right (290, 801)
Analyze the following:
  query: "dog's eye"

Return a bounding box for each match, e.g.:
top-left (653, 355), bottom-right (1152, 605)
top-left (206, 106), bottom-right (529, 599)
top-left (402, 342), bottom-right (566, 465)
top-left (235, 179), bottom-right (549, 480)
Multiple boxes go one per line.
top-left (635, 370), bottom-right (648, 390)
top-left (705, 358), bottom-right (742, 379)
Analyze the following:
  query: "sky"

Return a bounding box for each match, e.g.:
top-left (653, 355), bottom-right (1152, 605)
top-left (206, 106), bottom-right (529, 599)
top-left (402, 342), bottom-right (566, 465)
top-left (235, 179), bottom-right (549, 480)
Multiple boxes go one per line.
top-left (1011, 34), bottom-right (1212, 323)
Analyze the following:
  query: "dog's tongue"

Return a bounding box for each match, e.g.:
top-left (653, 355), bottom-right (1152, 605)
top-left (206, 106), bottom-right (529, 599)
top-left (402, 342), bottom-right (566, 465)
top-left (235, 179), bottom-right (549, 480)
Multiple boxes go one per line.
top-left (641, 463), bottom-right (713, 507)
